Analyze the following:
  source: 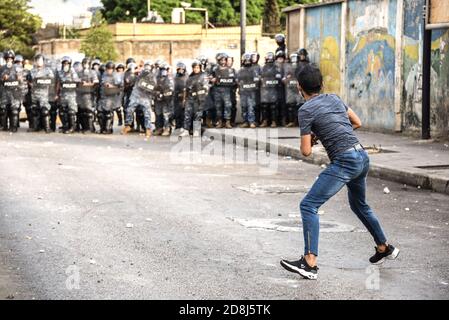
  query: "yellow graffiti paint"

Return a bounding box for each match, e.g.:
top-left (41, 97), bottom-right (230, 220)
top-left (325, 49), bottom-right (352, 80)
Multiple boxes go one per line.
top-left (320, 36), bottom-right (341, 93)
top-left (352, 32), bottom-right (395, 53)
top-left (404, 44), bottom-right (419, 61)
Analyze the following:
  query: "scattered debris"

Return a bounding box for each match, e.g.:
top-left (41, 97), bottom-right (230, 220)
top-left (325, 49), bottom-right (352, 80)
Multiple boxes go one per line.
top-left (383, 187), bottom-right (390, 194)
top-left (145, 218), bottom-right (153, 222)
top-left (417, 186), bottom-right (421, 189)
top-left (92, 199), bottom-right (99, 203)
top-left (320, 164), bottom-right (327, 169)
top-left (37, 196), bottom-right (43, 200)
top-left (126, 223), bottom-right (134, 228)
top-left (39, 250), bottom-right (45, 253)
top-left (89, 259), bottom-right (96, 265)
top-left (318, 210), bottom-right (325, 215)
top-left (405, 208), bottom-right (410, 211)
top-left (441, 282), bottom-right (448, 286)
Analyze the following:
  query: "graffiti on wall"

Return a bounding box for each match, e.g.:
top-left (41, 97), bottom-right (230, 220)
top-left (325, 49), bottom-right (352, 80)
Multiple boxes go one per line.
top-left (346, 0), bottom-right (397, 130)
top-left (305, 4), bottom-right (341, 94)
top-left (403, 0), bottom-right (449, 137)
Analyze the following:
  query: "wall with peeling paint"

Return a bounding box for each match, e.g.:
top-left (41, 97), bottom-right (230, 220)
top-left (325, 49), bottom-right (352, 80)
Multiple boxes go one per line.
top-left (284, 0), bottom-right (449, 138)
top-left (305, 3), bottom-right (342, 94)
top-left (345, 0), bottom-right (397, 131)
top-left (402, 0), bottom-right (449, 138)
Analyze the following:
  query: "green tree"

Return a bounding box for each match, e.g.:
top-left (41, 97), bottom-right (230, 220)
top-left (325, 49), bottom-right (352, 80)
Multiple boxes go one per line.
top-left (80, 12), bottom-right (118, 61)
top-left (0, 0), bottom-right (42, 58)
top-left (100, 0), bottom-right (320, 27)
top-left (263, 0), bottom-right (280, 34)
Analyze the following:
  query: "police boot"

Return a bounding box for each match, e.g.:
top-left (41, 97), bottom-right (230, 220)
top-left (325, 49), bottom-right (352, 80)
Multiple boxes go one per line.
top-left (225, 120), bottom-right (233, 129)
top-left (161, 127), bottom-right (171, 136)
top-left (239, 122), bottom-right (249, 128)
top-left (145, 128), bottom-right (152, 138)
top-left (178, 128), bottom-right (190, 137)
top-left (260, 120), bottom-right (268, 128)
top-left (121, 125), bottom-right (132, 135)
top-left (42, 114), bottom-right (51, 133)
top-left (105, 114), bottom-right (113, 134)
top-left (30, 110), bottom-right (41, 132)
top-left (215, 119), bottom-right (223, 129)
top-left (87, 113), bottom-right (95, 133)
top-left (153, 127), bottom-right (163, 136)
top-left (206, 117), bottom-right (214, 128)
top-left (250, 123), bottom-right (257, 129)
top-left (50, 111), bottom-right (57, 132)
top-left (9, 111), bottom-right (19, 133)
top-left (65, 114), bottom-right (76, 134)
top-left (193, 121), bottom-right (202, 137)
top-left (270, 121), bottom-right (277, 128)
top-left (117, 110), bottom-right (123, 126)
top-left (0, 111), bottom-right (8, 131)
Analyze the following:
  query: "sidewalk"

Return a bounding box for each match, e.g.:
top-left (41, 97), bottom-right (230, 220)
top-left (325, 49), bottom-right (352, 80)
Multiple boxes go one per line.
top-left (204, 127), bottom-right (449, 195)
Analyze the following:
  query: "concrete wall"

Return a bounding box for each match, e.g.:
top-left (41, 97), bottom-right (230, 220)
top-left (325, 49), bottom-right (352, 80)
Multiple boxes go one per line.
top-left (284, 0), bottom-right (449, 138)
top-left (35, 37), bottom-right (274, 69)
top-left (305, 2), bottom-right (342, 94)
top-left (345, 0), bottom-right (397, 131)
top-left (402, 0), bottom-right (449, 138)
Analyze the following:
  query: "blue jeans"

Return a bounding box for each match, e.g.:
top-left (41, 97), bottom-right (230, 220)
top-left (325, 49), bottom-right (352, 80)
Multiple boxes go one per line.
top-left (300, 147), bottom-right (387, 256)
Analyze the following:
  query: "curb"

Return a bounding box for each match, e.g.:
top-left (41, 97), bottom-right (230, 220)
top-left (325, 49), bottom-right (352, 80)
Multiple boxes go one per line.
top-left (204, 129), bottom-right (449, 195)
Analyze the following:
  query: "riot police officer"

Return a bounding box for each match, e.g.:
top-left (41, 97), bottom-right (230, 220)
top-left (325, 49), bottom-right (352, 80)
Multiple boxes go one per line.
top-left (121, 60), bottom-right (155, 138)
top-left (227, 55), bottom-right (238, 126)
top-left (98, 61), bottom-right (123, 134)
top-left (198, 55), bottom-right (215, 128)
top-left (211, 52), bottom-right (235, 129)
top-left (0, 50), bottom-right (23, 132)
top-left (28, 54), bottom-right (55, 133)
top-left (283, 53), bottom-right (304, 127)
top-left (76, 58), bottom-right (99, 133)
top-left (173, 62), bottom-right (188, 133)
top-left (250, 52), bottom-right (262, 125)
top-left (179, 60), bottom-right (209, 137)
top-left (56, 56), bottom-right (80, 134)
top-left (154, 63), bottom-right (174, 136)
top-left (260, 52), bottom-right (282, 128)
top-left (123, 61), bottom-right (139, 131)
top-left (237, 53), bottom-right (259, 128)
top-left (115, 63), bottom-right (125, 126)
top-left (275, 50), bottom-right (287, 126)
top-left (275, 34), bottom-right (287, 56)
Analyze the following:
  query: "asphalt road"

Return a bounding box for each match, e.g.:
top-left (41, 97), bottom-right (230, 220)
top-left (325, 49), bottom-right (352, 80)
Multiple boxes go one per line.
top-left (1, 128), bottom-right (448, 299)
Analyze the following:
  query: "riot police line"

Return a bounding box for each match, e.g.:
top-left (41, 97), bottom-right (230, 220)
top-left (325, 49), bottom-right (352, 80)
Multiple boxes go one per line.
top-left (0, 47), bottom-right (310, 138)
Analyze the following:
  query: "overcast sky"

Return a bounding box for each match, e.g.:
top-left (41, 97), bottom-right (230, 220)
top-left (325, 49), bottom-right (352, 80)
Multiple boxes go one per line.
top-left (29, 0), bottom-right (102, 25)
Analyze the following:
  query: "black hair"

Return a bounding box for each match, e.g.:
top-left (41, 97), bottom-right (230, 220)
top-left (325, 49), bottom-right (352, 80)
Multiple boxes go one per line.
top-left (295, 64), bottom-right (323, 95)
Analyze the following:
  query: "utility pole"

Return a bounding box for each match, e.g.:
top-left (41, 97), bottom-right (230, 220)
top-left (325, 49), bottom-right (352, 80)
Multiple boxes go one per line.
top-left (240, 0), bottom-right (246, 59)
top-left (421, 4), bottom-right (431, 139)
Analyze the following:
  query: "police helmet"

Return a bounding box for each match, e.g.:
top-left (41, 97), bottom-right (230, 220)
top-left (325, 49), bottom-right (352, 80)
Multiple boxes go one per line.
top-left (241, 53), bottom-right (252, 66)
top-left (14, 54), bottom-right (24, 64)
top-left (265, 52), bottom-right (275, 63)
top-left (126, 57), bottom-right (136, 66)
top-left (191, 60), bottom-right (202, 69)
top-left (275, 34), bottom-right (285, 45)
top-left (298, 48), bottom-right (308, 57)
top-left (105, 61), bottom-right (115, 70)
top-left (4, 50), bottom-right (15, 60)
top-left (61, 56), bottom-right (72, 65)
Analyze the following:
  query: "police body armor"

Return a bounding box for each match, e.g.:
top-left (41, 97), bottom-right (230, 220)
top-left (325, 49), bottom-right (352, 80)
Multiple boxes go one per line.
top-left (136, 71), bottom-right (157, 95)
top-left (214, 66), bottom-right (236, 87)
top-left (260, 64), bottom-right (281, 104)
top-left (0, 65), bottom-right (22, 99)
top-left (174, 74), bottom-right (188, 101)
top-left (187, 73), bottom-right (208, 103)
top-left (30, 67), bottom-right (54, 95)
top-left (284, 63), bottom-right (302, 105)
top-left (58, 70), bottom-right (78, 96)
top-left (101, 73), bottom-right (121, 97)
top-left (156, 76), bottom-right (174, 102)
top-left (238, 66), bottom-right (259, 92)
top-left (77, 69), bottom-right (97, 94)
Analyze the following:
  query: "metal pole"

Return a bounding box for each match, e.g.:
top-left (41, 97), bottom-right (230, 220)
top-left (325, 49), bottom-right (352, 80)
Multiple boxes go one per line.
top-left (240, 0), bottom-right (246, 58)
top-left (422, 4), bottom-right (431, 139)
